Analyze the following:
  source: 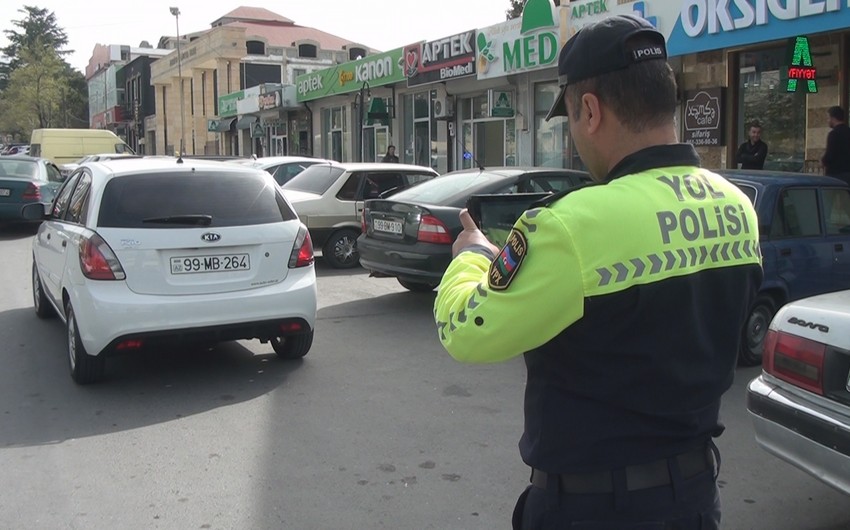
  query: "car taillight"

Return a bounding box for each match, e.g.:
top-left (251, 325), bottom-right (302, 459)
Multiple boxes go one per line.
top-left (417, 215), bottom-right (452, 244)
top-left (21, 183), bottom-right (41, 200)
top-left (763, 329), bottom-right (826, 395)
top-left (115, 339), bottom-right (144, 351)
top-left (79, 233), bottom-right (126, 280)
top-left (289, 226), bottom-right (314, 268)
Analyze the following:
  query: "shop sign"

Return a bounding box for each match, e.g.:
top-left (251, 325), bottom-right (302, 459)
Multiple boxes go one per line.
top-left (566, 3), bottom-right (850, 58)
top-left (259, 90), bottom-right (282, 110)
top-left (296, 48), bottom-right (406, 102)
top-left (404, 30), bottom-right (477, 87)
top-left (251, 122), bottom-right (264, 138)
top-left (785, 36), bottom-right (817, 93)
top-left (218, 90), bottom-right (243, 118)
top-left (476, 0), bottom-right (559, 80)
top-left (683, 87), bottom-right (725, 147)
top-left (489, 90), bottom-right (515, 118)
top-left (207, 119), bottom-right (220, 132)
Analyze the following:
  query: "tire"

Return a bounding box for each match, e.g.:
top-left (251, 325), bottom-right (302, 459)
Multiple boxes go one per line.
top-left (32, 262), bottom-right (54, 319)
top-left (271, 330), bottom-right (314, 360)
top-left (66, 302), bottom-right (106, 384)
top-left (322, 228), bottom-right (361, 269)
top-left (397, 278), bottom-right (439, 292)
top-left (739, 294), bottom-right (776, 367)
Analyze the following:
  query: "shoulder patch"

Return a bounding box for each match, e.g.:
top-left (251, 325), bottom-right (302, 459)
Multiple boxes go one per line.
top-left (488, 229), bottom-right (528, 290)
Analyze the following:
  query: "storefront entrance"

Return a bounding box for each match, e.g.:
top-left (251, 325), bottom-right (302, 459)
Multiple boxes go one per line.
top-left (362, 125), bottom-right (390, 163)
top-left (458, 95), bottom-right (516, 169)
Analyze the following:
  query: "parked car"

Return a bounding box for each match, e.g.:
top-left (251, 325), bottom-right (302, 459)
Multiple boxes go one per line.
top-left (238, 156), bottom-right (333, 187)
top-left (23, 157), bottom-right (317, 384)
top-left (357, 167), bottom-right (591, 292)
top-left (1, 143), bottom-right (29, 156)
top-left (715, 170), bottom-right (850, 365)
top-left (0, 156), bottom-right (64, 223)
top-left (281, 162), bottom-right (439, 268)
top-left (746, 289), bottom-right (850, 495)
top-left (59, 153), bottom-right (142, 177)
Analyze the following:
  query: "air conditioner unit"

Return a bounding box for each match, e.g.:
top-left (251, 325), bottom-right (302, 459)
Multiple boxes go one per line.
top-left (433, 96), bottom-right (454, 119)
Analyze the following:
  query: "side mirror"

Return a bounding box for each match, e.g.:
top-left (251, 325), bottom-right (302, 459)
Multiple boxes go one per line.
top-left (21, 202), bottom-right (49, 221)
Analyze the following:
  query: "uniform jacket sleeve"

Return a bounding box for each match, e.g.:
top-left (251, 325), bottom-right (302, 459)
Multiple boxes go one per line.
top-left (433, 207), bottom-right (585, 363)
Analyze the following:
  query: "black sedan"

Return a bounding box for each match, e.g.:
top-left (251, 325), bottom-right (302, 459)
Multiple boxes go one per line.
top-left (357, 167), bottom-right (590, 292)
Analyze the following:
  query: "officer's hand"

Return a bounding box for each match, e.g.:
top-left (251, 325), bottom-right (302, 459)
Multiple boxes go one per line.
top-left (453, 209), bottom-right (500, 258)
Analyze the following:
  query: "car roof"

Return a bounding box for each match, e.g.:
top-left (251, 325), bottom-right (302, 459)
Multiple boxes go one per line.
top-left (714, 168), bottom-right (848, 187)
top-left (0, 155), bottom-right (43, 163)
top-left (442, 166), bottom-right (589, 178)
top-left (89, 156), bottom-right (268, 177)
top-left (321, 162), bottom-right (439, 172)
top-left (253, 156), bottom-right (327, 163)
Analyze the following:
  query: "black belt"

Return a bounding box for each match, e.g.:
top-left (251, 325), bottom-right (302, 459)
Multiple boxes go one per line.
top-left (531, 446), bottom-right (715, 494)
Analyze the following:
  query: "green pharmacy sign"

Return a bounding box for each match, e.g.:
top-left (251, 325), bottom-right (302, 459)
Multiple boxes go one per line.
top-left (476, 0), bottom-right (559, 80)
top-left (785, 36), bottom-right (817, 94)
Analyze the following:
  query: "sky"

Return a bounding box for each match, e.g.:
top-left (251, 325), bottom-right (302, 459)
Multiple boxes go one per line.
top-left (2, 1), bottom-right (512, 73)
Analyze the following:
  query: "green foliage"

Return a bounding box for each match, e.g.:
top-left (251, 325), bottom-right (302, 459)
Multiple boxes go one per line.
top-left (0, 5), bottom-right (87, 141)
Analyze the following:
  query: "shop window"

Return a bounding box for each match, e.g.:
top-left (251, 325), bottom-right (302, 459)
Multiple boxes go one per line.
top-left (533, 82), bottom-right (583, 170)
top-left (737, 47), bottom-right (806, 172)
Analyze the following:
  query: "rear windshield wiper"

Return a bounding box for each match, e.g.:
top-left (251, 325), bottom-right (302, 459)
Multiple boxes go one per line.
top-left (141, 214), bottom-right (213, 226)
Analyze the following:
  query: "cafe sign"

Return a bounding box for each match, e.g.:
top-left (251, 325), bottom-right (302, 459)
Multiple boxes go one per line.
top-left (404, 31), bottom-right (477, 87)
top-left (476, 0), bottom-right (559, 80)
top-left (296, 48), bottom-right (406, 102)
top-left (258, 90), bottom-right (282, 110)
top-left (683, 87), bottom-right (725, 147)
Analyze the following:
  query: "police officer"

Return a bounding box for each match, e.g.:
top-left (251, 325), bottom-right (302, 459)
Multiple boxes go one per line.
top-left (433, 15), bottom-right (762, 529)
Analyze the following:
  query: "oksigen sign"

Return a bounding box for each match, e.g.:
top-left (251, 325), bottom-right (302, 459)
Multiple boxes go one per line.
top-left (404, 31), bottom-right (477, 87)
top-left (295, 48), bottom-right (406, 102)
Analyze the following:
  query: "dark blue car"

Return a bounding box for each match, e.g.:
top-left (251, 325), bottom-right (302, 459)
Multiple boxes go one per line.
top-left (715, 169), bottom-right (850, 365)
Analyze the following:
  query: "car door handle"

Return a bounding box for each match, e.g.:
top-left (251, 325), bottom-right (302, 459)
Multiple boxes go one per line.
top-left (780, 248), bottom-right (792, 257)
top-left (836, 243), bottom-right (845, 252)
top-left (61, 240), bottom-right (66, 248)
top-left (46, 233), bottom-right (51, 240)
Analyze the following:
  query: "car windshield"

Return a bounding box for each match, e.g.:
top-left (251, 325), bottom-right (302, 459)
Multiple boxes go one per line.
top-left (282, 164), bottom-right (344, 195)
top-left (0, 159), bottom-right (37, 179)
top-left (389, 171), bottom-right (504, 203)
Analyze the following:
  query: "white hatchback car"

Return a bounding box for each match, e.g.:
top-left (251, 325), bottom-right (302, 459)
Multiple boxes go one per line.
top-left (23, 157), bottom-right (317, 384)
top-left (747, 289), bottom-right (850, 494)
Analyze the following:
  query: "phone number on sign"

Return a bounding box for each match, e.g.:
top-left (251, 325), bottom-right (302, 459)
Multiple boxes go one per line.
top-left (687, 137), bottom-right (719, 146)
top-left (170, 254), bottom-right (250, 274)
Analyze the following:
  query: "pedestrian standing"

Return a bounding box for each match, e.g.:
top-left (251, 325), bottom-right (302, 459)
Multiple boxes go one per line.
top-left (736, 121), bottom-right (768, 170)
top-left (822, 106), bottom-right (850, 185)
top-left (381, 145), bottom-right (399, 163)
top-left (433, 15), bottom-right (762, 529)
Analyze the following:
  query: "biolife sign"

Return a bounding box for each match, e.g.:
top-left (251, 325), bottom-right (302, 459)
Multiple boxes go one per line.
top-left (566, 1), bottom-right (850, 57)
top-left (476, 0), bottom-right (560, 80)
top-left (296, 48), bottom-right (405, 102)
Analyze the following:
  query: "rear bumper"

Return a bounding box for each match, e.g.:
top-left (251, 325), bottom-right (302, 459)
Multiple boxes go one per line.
top-left (67, 266), bottom-right (317, 356)
top-left (746, 374), bottom-right (850, 495)
top-left (357, 234), bottom-right (451, 281)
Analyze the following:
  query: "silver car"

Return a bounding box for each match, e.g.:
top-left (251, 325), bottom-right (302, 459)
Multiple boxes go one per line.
top-left (747, 289), bottom-right (850, 495)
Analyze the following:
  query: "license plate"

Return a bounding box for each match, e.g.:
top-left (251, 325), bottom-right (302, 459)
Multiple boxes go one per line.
top-left (0, 189), bottom-right (10, 197)
top-left (170, 254), bottom-right (250, 274)
top-left (373, 218), bottom-right (402, 234)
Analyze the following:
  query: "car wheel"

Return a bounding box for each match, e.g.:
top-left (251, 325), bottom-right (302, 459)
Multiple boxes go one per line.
top-left (323, 229), bottom-right (360, 269)
top-left (66, 302), bottom-right (106, 384)
top-left (32, 262), bottom-right (54, 319)
top-left (397, 278), bottom-right (439, 293)
top-left (739, 295), bottom-right (776, 367)
top-left (271, 331), bottom-right (314, 360)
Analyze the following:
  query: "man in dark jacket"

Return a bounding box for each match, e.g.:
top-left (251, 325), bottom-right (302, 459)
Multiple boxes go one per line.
top-left (736, 122), bottom-right (768, 170)
top-left (822, 106), bottom-right (850, 185)
top-left (381, 145), bottom-right (399, 163)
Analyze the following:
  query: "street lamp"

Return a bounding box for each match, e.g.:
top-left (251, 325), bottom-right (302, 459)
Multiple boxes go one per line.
top-left (170, 6), bottom-right (186, 156)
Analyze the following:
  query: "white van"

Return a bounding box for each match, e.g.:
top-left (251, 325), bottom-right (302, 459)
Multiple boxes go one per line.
top-left (29, 129), bottom-right (134, 166)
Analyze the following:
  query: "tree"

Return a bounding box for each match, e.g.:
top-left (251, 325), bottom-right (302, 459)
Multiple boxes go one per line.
top-left (506, 0), bottom-right (525, 19)
top-left (2, 6), bottom-right (71, 72)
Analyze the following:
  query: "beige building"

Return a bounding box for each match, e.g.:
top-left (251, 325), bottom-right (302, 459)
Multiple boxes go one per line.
top-left (150, 7), bottom-right (374, 157)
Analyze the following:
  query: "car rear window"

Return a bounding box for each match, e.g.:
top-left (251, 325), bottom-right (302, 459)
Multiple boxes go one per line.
top-left (97, 171), bottom-right (297, 228)
top-left (282, 164), bottom-right (345, 195)
top-left (389, 171), bottom-right (503, 203)
top-left (0, 159), bottom-right (38, 179)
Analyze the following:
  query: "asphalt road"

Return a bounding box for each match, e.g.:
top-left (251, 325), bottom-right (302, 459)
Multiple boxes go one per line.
top-left (0, 222), bottom-right (848, 529)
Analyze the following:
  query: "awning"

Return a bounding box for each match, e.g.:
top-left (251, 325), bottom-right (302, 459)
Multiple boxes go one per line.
top-left (235, 115), bottom-right (257, 130)
top-left (211, 117), bottom-right (236, 132)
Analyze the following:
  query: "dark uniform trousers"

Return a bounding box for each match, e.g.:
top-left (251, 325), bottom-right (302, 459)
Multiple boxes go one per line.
top-left (512, 443), bottom-right (721, 530)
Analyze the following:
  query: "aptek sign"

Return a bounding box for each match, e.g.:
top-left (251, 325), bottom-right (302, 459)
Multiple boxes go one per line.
top-left (404, 31), bottom-right (477, 87)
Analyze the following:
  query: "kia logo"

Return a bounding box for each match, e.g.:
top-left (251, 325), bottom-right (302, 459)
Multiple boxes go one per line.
top-left (201, 233), bottom-right (221, 243)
